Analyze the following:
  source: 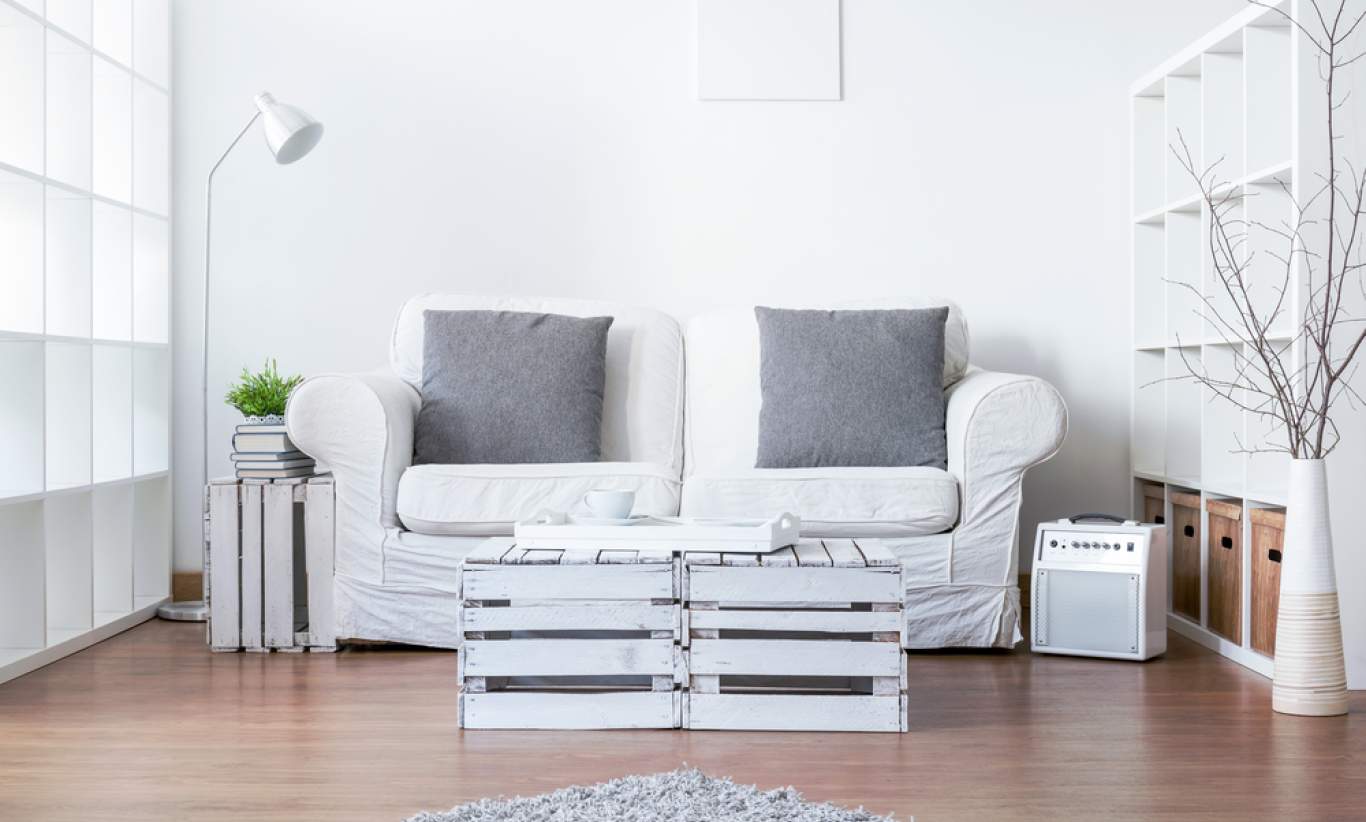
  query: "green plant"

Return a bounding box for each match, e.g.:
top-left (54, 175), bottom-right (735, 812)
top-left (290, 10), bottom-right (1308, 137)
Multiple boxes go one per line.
top-left (225, 359), bottom-right (304, 418)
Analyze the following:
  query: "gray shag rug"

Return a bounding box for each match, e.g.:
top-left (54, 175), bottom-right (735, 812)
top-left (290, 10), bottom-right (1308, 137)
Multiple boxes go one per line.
top-left (405, 768), bottom-right (896, 822)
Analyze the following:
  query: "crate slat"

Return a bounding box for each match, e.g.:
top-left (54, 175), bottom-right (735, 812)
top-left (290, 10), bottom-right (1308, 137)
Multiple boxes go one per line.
top-left (462, 604), bottom-right (676, 633)
top-left (208, 484), bottom-right (240, 650)
top-left (239, 482), bottom-right (265, 651)
top-left (304, 478), bottom-right (336, 649)
top-left (462, 564), bottom-right (674, 601)
top-left (688, 638), bottom-right (902, 678)
top-left (687, 566), bottom-right (900, 604)
top-left (687, 694), bottom-right (902, 732)
top-left (460, 691), bottom-right (677, 730)
top-left (463, 639), bottom-right (676, 678)
top-left (262, 482), bottom-right (295, 649)
top-left (688, 609), bottom-right (900, 634)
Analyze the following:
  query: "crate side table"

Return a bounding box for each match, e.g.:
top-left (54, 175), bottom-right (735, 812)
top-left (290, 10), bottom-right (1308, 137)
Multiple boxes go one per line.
top-left (205, 474), bottom-right (336, 653)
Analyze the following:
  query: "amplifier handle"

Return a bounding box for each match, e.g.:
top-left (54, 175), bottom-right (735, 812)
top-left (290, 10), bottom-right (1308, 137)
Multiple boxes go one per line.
top-left (1067, 513), bottom-right (1127, 524)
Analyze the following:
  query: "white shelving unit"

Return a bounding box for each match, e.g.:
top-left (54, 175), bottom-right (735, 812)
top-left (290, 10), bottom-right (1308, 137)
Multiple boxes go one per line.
top-left (0, 0), bottom-right (171, 685)
top-left (1125, 0), bottom-right (1345, 679)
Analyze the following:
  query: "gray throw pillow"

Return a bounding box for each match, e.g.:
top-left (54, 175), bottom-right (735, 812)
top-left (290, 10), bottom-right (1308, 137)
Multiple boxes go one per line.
top-left (755, 306), bottom-right (949, 469)
top-left (413, 310), bottom-right (614, 465)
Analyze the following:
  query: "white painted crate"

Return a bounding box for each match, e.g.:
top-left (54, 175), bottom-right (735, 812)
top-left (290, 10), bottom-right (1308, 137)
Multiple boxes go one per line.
top-left (458, 539), bottom-right (684, 729)
top-left (205, 475), bottom-right (336, 653)
top-left (683, 539), bottom-right (907, 733)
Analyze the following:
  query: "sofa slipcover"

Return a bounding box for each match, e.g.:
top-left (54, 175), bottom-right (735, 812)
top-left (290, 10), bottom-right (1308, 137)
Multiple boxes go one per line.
top-left (680, 467), bottom-right (958, 537)
top-left (397, 461), bottom-right (681, 536)
top-left (287, 294), bottom-right (1067, 651)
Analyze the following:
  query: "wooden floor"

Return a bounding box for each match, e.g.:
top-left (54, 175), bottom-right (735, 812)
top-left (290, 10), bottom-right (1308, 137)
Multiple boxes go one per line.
top-left (0, 621), bottom-right (1361, 822)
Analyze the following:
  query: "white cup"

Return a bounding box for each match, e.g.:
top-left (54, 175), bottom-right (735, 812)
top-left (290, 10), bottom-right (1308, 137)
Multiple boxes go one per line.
top-left (583, 489), bottom-right (635, 519)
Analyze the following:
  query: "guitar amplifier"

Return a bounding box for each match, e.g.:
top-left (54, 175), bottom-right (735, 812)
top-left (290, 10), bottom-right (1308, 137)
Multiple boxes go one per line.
top-left (1031, 514), bottom-right (1167, 661)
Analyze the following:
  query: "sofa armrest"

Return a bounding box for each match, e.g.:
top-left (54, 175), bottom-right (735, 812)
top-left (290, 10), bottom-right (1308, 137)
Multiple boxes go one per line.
top-left (944, 367), bottom-right (1067, 585)
top-left (286, 371), bottom-right (420, 582)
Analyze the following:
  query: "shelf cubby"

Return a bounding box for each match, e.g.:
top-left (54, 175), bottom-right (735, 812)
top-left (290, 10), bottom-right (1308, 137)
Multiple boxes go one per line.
top-left (0, 502), bottom-right (46, 656)
top-left (92, 343), bottom-right (133, 483)
top-left (0, 168), bottom-right (44, 335)
top-left (1244, 22), bottom-right (1291, 174)
top-left (1133, 350), bottom-right (1166, 476)
top-left (1134, 221), bottom-right (1165, 346)
top-left (1165, 347), bottom-right (1203, 485)
top-left (92, 55), bottom-right (133, 203)
top-left (133, 345), bottom-right (169, 474)
top-left (1165, 73), bottom-right (1202, 205)
top-left (46, 29), bottom-right (92, 191)
top-left (132, 0), bottom-right (169, 88)
top-left (1243, 176), bottom-right (1297, 339)
top-left (93, 0), bottom-right (132, 67)
top-left (45, 490), bottom-right (93, 636)
top-left (92, 483), bottom-right (134, 619)
top-left (0, 2), bottom-right (45, 175)
top-left (132, 78), bottom-right (169, 216)
top-left (132, 213), bottom-right (169, 342)
top-left (1202, 195), bottom-right (1244, 342)
top-left (1134, 93), bottom-right (1165, 216)
top-left (0, 341), bottom-right (45, 500)
top-left (132, 475), bottom-right (170, 602)
top-left (1165, 210), bottom-right (1203, 344)
top-left (1200, 343), bottom-right (1244, 494)
top-left (1244, 344), bottom-right (1292, 503)
top-left (92, 200), bottom-right (133, 340)
top-left (45, 187), bottom-right (92, 338)
top-left (1200, 49), bottom-right (1243, 178)
top-left (45, 341), bottom-right (92, 490)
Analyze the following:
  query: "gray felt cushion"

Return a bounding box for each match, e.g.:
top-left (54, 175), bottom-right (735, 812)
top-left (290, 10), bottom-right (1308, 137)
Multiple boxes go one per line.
top-left (755, 306), bottom-right (949, 469)
top-left (413, 310), bottom-right (614, 465)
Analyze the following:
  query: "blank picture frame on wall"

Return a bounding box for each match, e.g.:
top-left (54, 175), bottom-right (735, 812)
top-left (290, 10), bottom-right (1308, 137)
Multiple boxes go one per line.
top-left (697, 0), bottom-right (842, 101)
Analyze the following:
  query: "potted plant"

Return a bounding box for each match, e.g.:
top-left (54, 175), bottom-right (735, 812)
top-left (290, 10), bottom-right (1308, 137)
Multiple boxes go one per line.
top-left (1169, 0), bottom-right (1364, 716)
top-left (225, 359), bottom-right (304, 425)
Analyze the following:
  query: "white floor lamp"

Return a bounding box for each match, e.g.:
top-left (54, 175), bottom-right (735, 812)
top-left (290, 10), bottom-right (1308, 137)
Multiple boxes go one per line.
top-left (158, 92), bottom-right (324, 622)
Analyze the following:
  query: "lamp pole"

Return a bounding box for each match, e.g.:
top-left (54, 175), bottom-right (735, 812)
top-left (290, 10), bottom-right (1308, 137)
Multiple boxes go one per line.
top-left (158, 93), bottom-right (323, 622)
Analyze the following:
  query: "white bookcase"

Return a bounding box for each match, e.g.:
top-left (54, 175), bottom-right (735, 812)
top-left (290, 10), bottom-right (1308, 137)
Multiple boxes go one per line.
top-left (1125, 0), bottom-right (1366, 679)
top-left (0, 0), bottom-right (171, 685)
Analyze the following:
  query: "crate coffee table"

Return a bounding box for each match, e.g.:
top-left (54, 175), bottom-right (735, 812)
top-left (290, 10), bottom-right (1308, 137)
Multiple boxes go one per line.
top-left (456, 537), bottom-right (906, 733)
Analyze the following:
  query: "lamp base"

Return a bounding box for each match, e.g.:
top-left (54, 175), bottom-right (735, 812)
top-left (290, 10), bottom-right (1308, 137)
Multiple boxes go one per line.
top-left (158, 600), bottom-right (209, 622)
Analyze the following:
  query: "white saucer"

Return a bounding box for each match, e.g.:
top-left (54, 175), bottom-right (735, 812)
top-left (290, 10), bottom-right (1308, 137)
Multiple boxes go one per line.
top-left (569, 514), bottom-right (647, 526)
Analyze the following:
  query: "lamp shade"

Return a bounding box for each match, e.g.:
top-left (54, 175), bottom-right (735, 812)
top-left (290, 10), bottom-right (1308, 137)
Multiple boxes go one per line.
top-left (253, 91), bottom-right (324, 164)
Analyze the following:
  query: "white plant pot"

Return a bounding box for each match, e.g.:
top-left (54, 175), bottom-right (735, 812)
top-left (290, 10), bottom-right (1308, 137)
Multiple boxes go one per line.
top-left (1272, 459), bottom-right (1349, 716)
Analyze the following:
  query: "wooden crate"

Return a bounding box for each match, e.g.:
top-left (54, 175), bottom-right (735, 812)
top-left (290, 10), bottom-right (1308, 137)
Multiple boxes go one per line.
top-left (1141, 482), bottom-right (1166, 526)
top-left (1169, 490), bottom-right (1202, 622)
top-left (1251, 507), bottom-right (1286, 656)
top-left (683, 539), bottom-right (906, 733)
top-left (1206, 498), bottom-right (1242, 643)
top-left (458, 540), bottom-right (684, 729)
top-left (205, 475), bottom-right (336, 653)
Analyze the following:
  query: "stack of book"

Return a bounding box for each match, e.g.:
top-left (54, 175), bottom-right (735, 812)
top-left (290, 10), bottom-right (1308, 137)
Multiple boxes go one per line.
top-left (231, 421), bottom-right (316, 479)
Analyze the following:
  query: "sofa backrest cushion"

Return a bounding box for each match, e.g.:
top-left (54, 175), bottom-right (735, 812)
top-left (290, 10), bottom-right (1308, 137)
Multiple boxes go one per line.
top-left (392, 295), bottom-right (684, 474)
top-left (685, 297), bottom-right (969, 477)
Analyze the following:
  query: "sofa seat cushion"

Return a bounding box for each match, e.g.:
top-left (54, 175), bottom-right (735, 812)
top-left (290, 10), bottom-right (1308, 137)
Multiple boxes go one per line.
top-left (397, 461), bottom-right (681, 536)
top-left (680, 467), bottom-right (958, 537)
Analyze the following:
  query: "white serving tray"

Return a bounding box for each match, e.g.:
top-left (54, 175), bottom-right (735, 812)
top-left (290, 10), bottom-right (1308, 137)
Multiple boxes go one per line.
top-left (512, 511), bottom-right (801, 555)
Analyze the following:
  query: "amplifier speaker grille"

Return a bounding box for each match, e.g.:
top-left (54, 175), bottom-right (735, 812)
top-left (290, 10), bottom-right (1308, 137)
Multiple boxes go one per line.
top-left (1036, 569), bottom-right (1140, 655)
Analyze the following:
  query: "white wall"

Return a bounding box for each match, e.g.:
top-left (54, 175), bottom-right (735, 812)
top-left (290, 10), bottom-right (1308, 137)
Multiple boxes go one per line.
top-left (171, 3), bottom-right (1246, 574)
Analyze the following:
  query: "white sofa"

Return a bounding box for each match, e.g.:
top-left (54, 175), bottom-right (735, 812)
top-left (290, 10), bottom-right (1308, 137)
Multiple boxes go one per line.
top-left (287, 294), bottom-right (1067, 649)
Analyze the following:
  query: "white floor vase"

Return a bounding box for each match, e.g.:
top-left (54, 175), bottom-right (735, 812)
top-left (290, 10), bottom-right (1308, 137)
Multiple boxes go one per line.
top-left (1273, 459), bottom-right (1349, 717)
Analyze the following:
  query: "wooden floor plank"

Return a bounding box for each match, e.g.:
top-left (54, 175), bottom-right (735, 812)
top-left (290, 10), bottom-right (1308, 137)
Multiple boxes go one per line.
top-left (0, 620), bottom-right (1362, 821)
